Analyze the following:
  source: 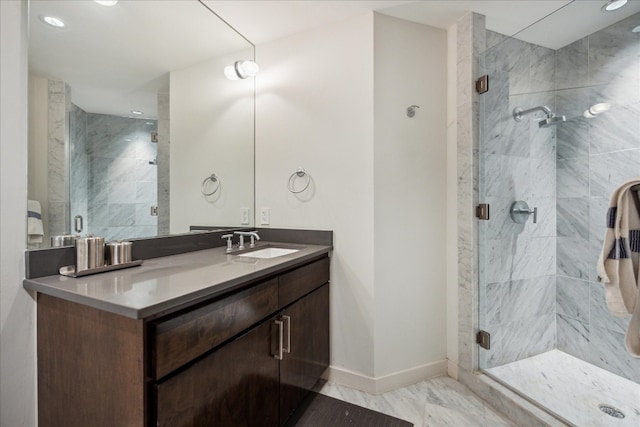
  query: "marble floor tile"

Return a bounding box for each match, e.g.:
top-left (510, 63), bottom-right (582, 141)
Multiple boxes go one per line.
top-left (319, 376), bottom-right (515, 427)
top-left (486, 349), bottom-right (640, 427)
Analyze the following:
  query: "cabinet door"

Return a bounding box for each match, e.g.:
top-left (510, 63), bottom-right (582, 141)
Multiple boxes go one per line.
top-left (156, 317), bottom-right (280, 427)
top-left (279, 284), bottom-right (330, 424)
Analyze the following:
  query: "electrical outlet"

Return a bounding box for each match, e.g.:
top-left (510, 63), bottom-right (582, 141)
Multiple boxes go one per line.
top-left (240, 207), bottom-right (250, 225)
top-left (260, 207), bottom-right (270, 225)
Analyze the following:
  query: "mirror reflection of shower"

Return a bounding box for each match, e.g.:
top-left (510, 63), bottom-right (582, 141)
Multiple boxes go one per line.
top-left (512, 105), bottom-right (567, 128)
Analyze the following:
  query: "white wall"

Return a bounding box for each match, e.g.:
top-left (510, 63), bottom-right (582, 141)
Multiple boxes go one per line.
top-left (373, 14), bottom-right (448, 377)
top-left (170, 48), bottom-right (255, 232)
top-left (255, 13), bottom-right (376, 377)
top-left (255, 12), bottom-right (449, 387)
top-left (1, 1), bottom-right (37, 425)
top-left (28, 75), bottom-right (50, 246)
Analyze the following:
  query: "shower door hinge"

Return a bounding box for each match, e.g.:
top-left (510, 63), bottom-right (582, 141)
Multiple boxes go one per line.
top-left (475, 75), bottom-right (489, 94)
top-left (151, 132), bottom-right (158, 143)
top-left (476, 203), bottom-right (490, 220)
top-left (150, 206), bottom-right (158, 216)
top-left (476, 330), bottom-right (491, 350)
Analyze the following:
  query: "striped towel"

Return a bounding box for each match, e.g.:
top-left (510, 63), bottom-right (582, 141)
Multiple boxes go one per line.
top-left (597, 178), bottom-right (640, 357)
top-left (27, 199), bottom-right (44, 246)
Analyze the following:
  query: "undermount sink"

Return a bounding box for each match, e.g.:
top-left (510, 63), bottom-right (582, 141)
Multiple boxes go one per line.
top-left (237, 247), bottom-right (300, 259)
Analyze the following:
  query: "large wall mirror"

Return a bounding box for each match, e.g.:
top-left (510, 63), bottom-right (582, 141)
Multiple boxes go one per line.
top-left (27, 0), bottom-right (255, 249)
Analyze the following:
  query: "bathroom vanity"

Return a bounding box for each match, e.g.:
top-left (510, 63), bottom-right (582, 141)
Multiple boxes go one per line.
top-left (24, 238), bottom-right (331, 427)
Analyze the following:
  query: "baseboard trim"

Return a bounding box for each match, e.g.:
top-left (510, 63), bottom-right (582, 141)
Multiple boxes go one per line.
top-left (447, 359), bottom-right (459, 380)
top-left (323, 359), bottom-right (448, 395)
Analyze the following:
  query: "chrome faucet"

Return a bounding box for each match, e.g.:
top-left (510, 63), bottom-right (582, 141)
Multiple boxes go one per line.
top-left (234, 231), bottom-right (260, 250)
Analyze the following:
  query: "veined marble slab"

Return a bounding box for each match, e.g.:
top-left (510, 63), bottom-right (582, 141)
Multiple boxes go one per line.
top-left (319, 376), bottom-right (515, 427)
top-left (486, 349), bottom-right (640, 427)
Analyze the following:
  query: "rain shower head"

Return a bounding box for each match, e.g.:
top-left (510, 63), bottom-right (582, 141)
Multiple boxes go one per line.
top-left (538, 115), bottom-right (567, 128)
top-left (513, 106), bottom-right (566, 128)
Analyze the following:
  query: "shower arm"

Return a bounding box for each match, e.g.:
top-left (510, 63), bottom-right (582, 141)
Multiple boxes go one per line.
top-left (513, 106), bottom-right (554, 122)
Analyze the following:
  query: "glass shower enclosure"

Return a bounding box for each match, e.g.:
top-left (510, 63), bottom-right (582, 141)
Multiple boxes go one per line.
top-left (477, 3), bottom-right (640, 425)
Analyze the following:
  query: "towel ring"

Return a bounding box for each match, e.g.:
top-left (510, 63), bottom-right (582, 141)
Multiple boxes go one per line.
top-left (201, 174), bottom-right (220, 196)
top-left (287, 167), bottom-right (311, 194)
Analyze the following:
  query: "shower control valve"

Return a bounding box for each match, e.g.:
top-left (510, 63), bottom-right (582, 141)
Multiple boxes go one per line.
top-left (510, 201), bottom-right (538, 224)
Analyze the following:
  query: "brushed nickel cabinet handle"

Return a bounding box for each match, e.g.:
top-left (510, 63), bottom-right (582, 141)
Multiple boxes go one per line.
top-left (274, 320), bottom-right (284, 360)
top-left (283, 315), bottom-right (291, 354)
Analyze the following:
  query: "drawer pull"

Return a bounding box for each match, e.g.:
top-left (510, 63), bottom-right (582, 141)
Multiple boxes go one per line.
top-left (274, 319), bottom-right (284, 360)
top-left (283, 315), bottom-right (291, 354)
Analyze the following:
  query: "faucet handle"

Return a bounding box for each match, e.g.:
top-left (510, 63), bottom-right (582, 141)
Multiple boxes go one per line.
top-left (221, 234), bottom-right (234, 252)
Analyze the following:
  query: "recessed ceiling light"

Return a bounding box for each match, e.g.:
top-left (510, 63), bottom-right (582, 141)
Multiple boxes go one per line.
top-left (131, 110), bottom-right (144, 116)
top-left (632, 25), bottom-right (640, 33)
top-left (94, 0), bottom-right (119, 6)
top-left (40, 16), bottom-right (65, 28)
top-left (602, 0), bottom-right (628, 12)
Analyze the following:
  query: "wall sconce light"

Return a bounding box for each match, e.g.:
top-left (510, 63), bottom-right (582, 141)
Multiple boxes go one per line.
top-left (224, 60), bottom-right (259, 80)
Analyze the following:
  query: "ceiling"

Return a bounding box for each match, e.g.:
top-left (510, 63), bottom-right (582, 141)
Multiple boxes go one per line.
top-left (208, 0), bottom-right (640, 50)
top-left (29, 0), bottom-right (640, 118)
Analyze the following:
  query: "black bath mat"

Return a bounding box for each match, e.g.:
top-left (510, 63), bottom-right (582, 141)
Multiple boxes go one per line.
top-left (285, 392), bottom-right (413, 427)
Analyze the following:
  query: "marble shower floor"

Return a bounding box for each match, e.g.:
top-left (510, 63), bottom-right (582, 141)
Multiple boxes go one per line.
top-left (317, 376), bottom-right (516, 427)
top-left (486, 349), bottom-right (640, 427)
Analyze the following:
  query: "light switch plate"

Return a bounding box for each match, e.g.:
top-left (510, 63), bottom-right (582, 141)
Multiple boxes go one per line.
top-left (240, 207), bottom-right (250, 225)
top-left (260, 207), bottom-right (270, 225)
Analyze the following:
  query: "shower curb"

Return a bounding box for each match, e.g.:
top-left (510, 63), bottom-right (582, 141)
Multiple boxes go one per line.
top-left (458, 368), bottom-right (570, 427)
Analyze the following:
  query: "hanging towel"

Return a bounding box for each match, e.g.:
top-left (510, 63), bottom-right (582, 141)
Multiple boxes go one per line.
top-left (27, 199), bottom-right (44, 246)
top-left (597, 178), bottom-right (640, 358)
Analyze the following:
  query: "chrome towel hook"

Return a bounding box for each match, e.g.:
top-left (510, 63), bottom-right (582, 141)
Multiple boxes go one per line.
top-left (201, 173), bottom-right (220, 196)
top-left (287, 167), bottom-right (311, 194)
top-left (407, 105), bottom-right (420, 118)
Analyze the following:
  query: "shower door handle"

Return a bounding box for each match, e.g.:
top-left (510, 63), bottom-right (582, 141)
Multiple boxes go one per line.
top-left (510, 202), bottom-right (537, 224)
top-left (74, 215), bottom-right (84, 233)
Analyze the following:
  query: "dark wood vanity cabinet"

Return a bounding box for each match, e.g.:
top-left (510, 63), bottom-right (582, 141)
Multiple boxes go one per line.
top-left (155, 284), bottom-right (329, 427)
top-left (37, 255), bottom-right (330, 427)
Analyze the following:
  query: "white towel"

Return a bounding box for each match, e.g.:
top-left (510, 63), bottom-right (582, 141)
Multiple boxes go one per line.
top-left (27, 199), bottom-right (44, 245)
top-left (596, 178), bottom-right (640, 357)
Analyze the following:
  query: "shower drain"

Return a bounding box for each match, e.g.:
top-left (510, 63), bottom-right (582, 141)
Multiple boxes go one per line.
top-left (598, 404), bottom-right (625, 419)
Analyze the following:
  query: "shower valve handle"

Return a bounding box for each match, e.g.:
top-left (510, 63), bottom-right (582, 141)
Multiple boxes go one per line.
top-left (510, 201), bottom-right (537, 224)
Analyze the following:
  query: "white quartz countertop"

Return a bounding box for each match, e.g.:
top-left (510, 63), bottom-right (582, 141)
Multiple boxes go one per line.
top-left (23, 242), bottom-right (331, 320)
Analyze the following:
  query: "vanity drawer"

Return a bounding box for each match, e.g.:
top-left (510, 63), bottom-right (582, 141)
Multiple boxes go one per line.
top-left (279, 256), bottom-right (330, 307)
top-left (151, 278), bottom-right (278, 379)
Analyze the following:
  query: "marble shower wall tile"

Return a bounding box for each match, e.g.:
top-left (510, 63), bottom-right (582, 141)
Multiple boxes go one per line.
top-left (556, 156), bottom-right (588, 198)
top-left (589, 281), bottom-right (629, 335)
top-left (85, 113), bottom-right (158, 241)
top-left (556, 314), bottom-right (590, 358)
top-left (478, 31), bottom-right (559, 370)
top-left (588, 325), bottom-right (640, 383)
top-left (69, 104), bottom-right (89, 234)
top-left (484, 314), bottom-right (556, 368)
top-left (555, 38), bottom-right (588, 90)
top-left (556, 276), bottom-right (589, 321)
top-left (556, 237), bottom-right (590, 280)
top-left (487, 275), bottom-right (556, 325)
top-left (485, 237), bottom-right (556, 284)
top-left (589, 149), bottom-right (640, 199)
top-left (588, 196), bottom-right (609, 242)
top-left (556, 197), bottom-right (588, 239)
top-left (588, 13), bottom-right (640, 88)
top-left (553, 13), bottom-right (640, 385)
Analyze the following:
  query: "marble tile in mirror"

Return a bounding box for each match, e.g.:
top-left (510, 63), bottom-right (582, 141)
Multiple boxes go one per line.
top-left (27, 0), bottom-right (255, 249)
